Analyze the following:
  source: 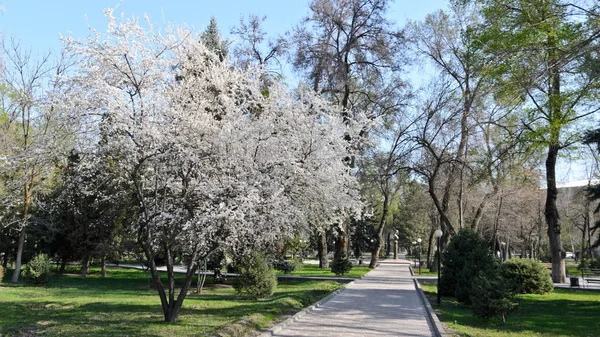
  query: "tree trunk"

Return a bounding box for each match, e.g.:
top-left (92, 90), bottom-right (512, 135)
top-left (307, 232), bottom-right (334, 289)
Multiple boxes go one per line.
top-left (431, 248), bottom-right (440, 273)
top-left (11, 182), bottom-right (32, 283)
top-left (370, 194), bottom-right (389, 268)
top-left (318, 230), bottom-right (329, 268)
top-left (59, 260), bottom-right (66, 275)
top-left (334, 222), bottom-right (349, 260)
top-left (426, 228), bottom-right (434, 268)
top-left (385, 232), bottom-right (391, 256)
top-left (545, 144), bottom-right (566, 283)
top-left (81, 255), bottom-right (90, 279)
top-left (370, 237), bottom-right (383, 268)
top-left (101, 256), bottom-right (107, 278)
top-left (2, 251), bottom-right (8, 269)
top-left (11, 227), bottom-right (26, 282)
top-left (145, 246), bottom-right (199, 323)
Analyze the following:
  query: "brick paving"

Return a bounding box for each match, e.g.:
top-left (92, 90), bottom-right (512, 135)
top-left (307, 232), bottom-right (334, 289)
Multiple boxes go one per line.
top-left (268, 261), bottom-right (435, 337)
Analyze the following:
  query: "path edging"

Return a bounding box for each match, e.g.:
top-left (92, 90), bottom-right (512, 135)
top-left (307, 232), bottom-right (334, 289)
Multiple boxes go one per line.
top-left (257, 272), bottom-right (370, 337)
top-left (413, 279), bottom-right (446, 337)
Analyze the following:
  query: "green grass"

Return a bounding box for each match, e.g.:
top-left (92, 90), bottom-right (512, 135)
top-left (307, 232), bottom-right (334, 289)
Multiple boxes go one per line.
top-left (421, 283), bottom-right (600, 337)
top-left (0, 266), bottom-right (343, 337)
top-left (275, 264), bottom-right (371, 278)
top-left (412, 269), bottom-right (438, 277)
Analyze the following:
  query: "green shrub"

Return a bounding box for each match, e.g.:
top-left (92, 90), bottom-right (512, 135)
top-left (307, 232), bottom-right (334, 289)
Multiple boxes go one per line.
top-left (470, 268), bottom-right (518, 323)
top-left (24, 253), bottom-right (52, 285)
top-left (233, 251), bottom-right (277, 299)
top-left (500, 258), bottom-right (553, 295)
top-left (273, 259), bottom-right (296, 274)
top-left (292, 259), bottom-right (303, 272)
top-left (440, 229), bottom-right (497, 304)
top-left (331, 251), bottom-right (352, 276)
top-left (579, 256), bottom-right (600, 269)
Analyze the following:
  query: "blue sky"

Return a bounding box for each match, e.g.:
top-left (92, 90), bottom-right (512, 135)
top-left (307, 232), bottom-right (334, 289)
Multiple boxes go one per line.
top-left (0, 0), bottom-right (591, 183)
top-left (0, 0), bottom-right (448, 53)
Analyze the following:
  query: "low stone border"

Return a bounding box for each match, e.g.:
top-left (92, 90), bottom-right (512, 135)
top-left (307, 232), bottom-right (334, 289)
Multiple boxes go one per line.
top-left (413, 279), bottom-right (446, 337)
top-left (257, 272), bottom-right (371, 337)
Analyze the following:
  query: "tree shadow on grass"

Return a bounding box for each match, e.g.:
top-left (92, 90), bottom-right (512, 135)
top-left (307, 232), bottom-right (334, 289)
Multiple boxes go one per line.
top-left (0, 278), bottom-right (346, 337)
top-left (0, 301), bottom-right (166, 337)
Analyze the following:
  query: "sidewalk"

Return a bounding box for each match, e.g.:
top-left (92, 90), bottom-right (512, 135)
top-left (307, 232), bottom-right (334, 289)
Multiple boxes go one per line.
top-left (261, 260), bottom-right (435, 337)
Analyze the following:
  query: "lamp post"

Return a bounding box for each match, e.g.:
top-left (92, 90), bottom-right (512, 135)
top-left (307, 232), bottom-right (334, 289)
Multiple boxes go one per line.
top-left (417, 238), bottom-right (422, 275)
top-left (435, 229), bottom-right (443, 305)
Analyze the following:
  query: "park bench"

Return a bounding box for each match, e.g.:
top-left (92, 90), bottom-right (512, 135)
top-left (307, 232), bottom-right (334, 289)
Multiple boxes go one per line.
top-left (580, 268), bottom-right (600, 287)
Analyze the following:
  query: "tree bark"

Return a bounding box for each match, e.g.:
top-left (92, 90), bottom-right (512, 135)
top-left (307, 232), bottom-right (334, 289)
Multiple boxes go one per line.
top-left (59, 260), bottom-right (66, 275)
top-left (144, 243), bottom-right (199, 323)
top-left (11, 227), bottom-right (26, 283)
top-left (2, 251), bottom-right (8, 269)
top-left (101, 256), bottom-right (107, 278)
top-left (11, 181), bottom-right (32, 283)
top-left (545, 144), bottom-right (566, 283)
top-left (369, 194), bottom-right (389, 268)
top-left (81, 255), bottom-right (90, 279)
top-left (318, 230), bottom-right (329, 268)
top-left (385, 232), bottom-right (391, 256)
top-left (426, 228), bottom-right (434, 268)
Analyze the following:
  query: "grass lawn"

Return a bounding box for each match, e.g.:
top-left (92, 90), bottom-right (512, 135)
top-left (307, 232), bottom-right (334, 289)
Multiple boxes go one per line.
top-left (412, 269), bottom-right (438, 277)
top-left (0, 266), bottom-right (343, 337)
top-left (275, 263), bottom-right (372, 278)
top-left (421, 283), bottom-right (600, 337)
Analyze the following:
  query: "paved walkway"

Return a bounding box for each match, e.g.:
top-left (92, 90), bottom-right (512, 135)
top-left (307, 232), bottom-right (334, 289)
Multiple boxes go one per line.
top-left (265, 260), bottom-right (435, 337)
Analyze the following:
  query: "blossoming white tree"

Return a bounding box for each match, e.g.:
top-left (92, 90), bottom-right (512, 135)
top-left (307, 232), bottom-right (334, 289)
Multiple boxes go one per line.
top-left (60, 11), bottom-right (362, 323)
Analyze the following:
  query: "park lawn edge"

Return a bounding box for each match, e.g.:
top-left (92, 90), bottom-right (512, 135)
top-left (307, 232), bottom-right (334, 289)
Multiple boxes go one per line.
top-left (0, 266), bottom-right (345, 337)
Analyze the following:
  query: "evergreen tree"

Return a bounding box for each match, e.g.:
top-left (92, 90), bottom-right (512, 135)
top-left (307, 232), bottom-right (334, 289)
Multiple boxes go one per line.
top-left (200, 17), bottom-right (228, 62)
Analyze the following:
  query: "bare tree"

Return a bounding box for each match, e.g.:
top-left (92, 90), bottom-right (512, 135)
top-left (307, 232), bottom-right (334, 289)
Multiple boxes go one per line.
top-left (292, 0), bottom-right (408, 260)
top-left (0, 37), bottom-right (72, 282)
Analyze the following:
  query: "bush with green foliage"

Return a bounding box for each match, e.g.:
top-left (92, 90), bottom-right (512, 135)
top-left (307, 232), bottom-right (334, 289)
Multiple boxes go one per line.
top-left (233, 251), bottom-right (277, 299)
top-left (500, 258), bottom-right (553, 295)
top-left (24, 253), bottom-right (53, 285)
top-left (578, 256), bottom-right (600, 269)
top-left (440, 229), bottom-right (497, 304)
top-left (273, 259), bottom-right (296, 274)
top-left (470, 268), bottom-right (518, 323)
top-left (331, 251), bottom-right (353, 276)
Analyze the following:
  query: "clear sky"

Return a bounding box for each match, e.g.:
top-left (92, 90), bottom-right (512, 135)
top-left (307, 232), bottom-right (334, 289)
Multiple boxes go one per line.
top-left (0, 0), bottom-right (448, 53)
top-left (0, 0), bottom-right (590, 183)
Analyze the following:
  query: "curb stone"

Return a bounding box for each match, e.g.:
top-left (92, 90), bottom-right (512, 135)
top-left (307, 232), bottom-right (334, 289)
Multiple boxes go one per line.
top-left (413, 279), bottom-right (446, 337)
top-left (257, 270), bottom-right (373, 337)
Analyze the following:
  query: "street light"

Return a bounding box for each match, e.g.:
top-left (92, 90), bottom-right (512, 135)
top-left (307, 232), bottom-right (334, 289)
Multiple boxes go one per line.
top-left (417, 238), bottom-right (422, 275)
top-left (435, 229), bottom-right (443, 305)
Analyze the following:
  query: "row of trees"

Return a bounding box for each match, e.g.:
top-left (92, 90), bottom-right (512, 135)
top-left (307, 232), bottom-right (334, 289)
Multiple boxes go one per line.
top-left (2, 0), bottom-right (600, 322)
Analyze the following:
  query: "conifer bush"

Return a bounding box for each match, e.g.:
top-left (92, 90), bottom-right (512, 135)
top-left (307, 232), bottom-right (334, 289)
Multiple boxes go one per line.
top-left (24, 253), bottom-right (53, 285)
top-left (470, 268), bottom-right (518, 323)
top-left (233, 251), bottom-right (277, 299)
top-left (331, 251), bottom-right (353, 276)
top-left (440, 229), bottom-right (496, 304)
top-left (273, 259), bottom-right (296, 274)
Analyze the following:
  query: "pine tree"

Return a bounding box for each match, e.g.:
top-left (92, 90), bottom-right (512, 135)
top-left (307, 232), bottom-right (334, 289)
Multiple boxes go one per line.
top-left (200, 17), bottom-right (228, 62)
